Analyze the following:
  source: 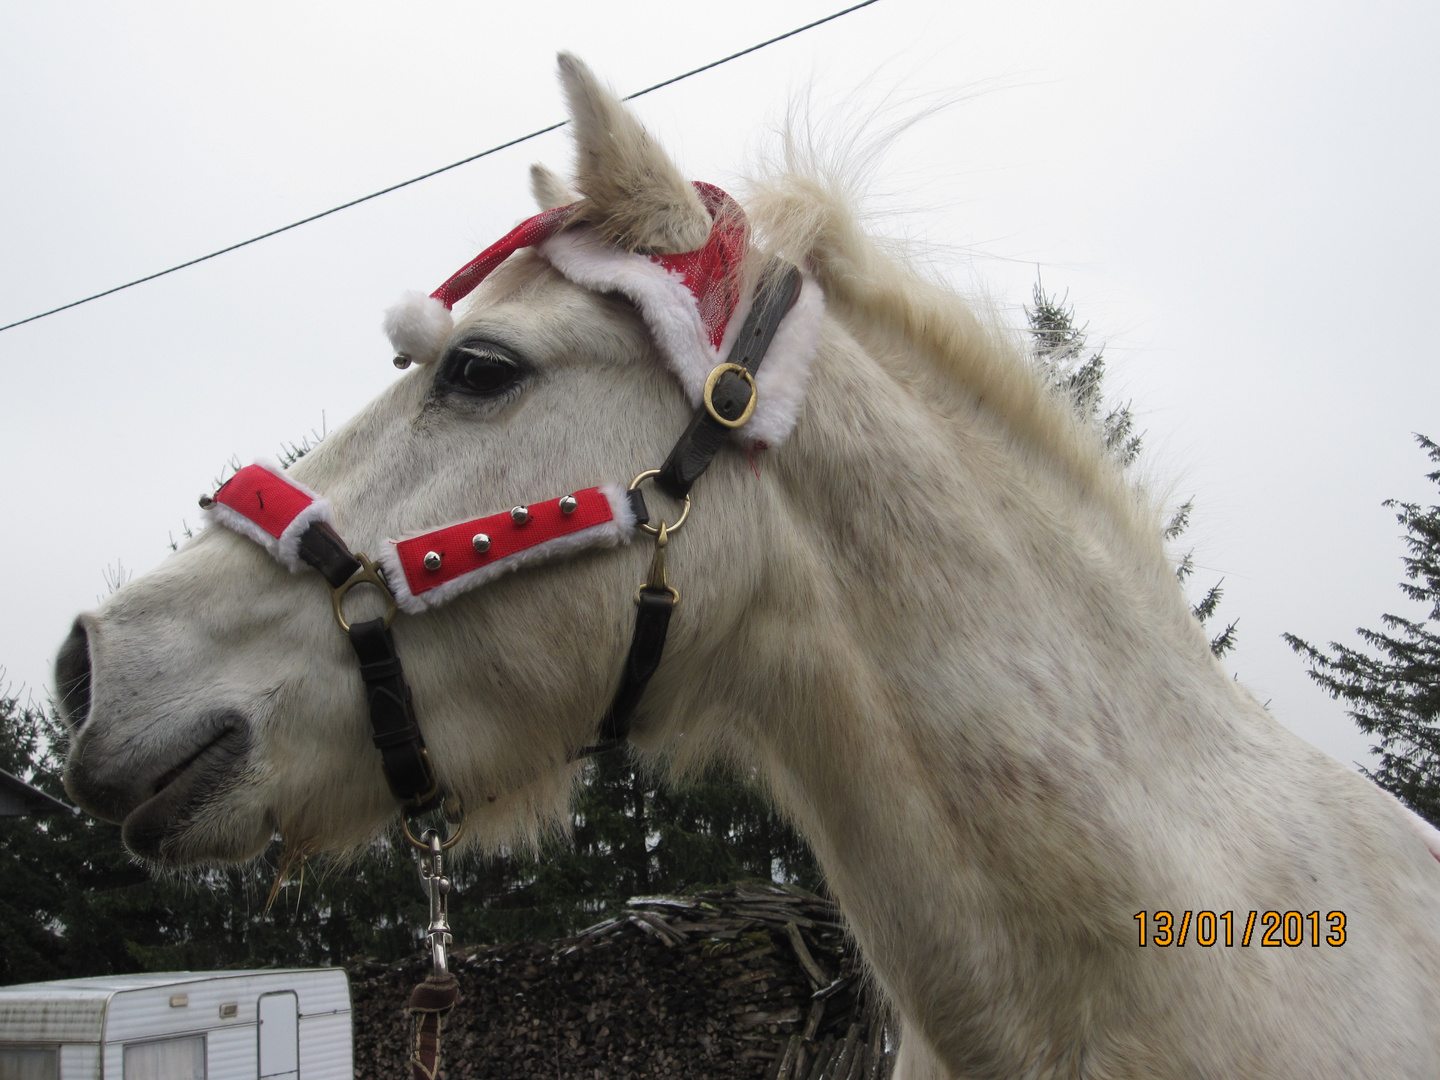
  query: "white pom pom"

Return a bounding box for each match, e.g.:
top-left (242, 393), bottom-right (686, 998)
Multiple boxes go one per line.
top-left (383, 291), bottom-right (453, 366)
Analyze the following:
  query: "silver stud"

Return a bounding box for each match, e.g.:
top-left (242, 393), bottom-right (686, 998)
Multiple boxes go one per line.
top-left (393, 354), bottom-right (413, 370)
top-left (423, 551), bottom-right (442, 571)
top-left (198, 493), bottom-right (215, 510)
top-left (559, 495), bottom-right (578, 515)
top-left (471, 533), bottom-right (491, 554)
top-left (510, 505), bottom-right (530, 525)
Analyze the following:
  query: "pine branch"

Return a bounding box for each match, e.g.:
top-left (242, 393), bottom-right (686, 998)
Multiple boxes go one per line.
top-left (1193, 580), bottom-right (1225, 624)
top-left (1284, 434), bottom-right (1440, 824)
top-left (1165, 501), bottom-right (1194, 541)
top-left (1209, 620), bottom-right (1239, 659)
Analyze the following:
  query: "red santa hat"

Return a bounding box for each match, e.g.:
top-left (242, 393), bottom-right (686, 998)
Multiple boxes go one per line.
top-left (383, 183), bottom-right (823, 447)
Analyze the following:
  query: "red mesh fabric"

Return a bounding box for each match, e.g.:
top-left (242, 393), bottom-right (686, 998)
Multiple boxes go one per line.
top-left (652, 183), bottom-right (747, 349)
top-left (393, 488), bottom-right (615, 598)
top-left (214, 464), bottom-right (314, 539)
top-left (429, 204), bottom-right (578, 309)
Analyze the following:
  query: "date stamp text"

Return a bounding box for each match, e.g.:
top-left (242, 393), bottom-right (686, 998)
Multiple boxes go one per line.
top-left (1134, 910), bottom-right (1346, 947)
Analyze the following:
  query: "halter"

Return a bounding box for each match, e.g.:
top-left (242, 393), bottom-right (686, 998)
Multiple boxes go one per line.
top-left (200, 186), bottom-right (805, 817)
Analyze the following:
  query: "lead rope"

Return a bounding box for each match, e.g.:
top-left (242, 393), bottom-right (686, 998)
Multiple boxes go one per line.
top-left (403, 817), bottom-right (463, 1080)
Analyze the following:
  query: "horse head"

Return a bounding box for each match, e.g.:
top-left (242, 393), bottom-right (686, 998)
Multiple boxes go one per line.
top-left (56, 54), bottom-right (823, 865)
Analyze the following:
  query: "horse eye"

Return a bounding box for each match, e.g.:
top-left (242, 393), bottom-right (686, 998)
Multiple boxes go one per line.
top-left (444, 345), bottom-right (522, 397)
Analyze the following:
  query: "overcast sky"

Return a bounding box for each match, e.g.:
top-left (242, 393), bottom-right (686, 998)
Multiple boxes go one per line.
top-left (2, 0), bottom-right (1436, 770)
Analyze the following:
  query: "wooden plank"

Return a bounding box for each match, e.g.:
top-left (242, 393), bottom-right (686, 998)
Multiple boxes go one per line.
top-left (785, 921), bottom-right (832, 989)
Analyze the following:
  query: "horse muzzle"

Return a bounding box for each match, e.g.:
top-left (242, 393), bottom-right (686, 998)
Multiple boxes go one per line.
top-left (56, 617), bottom-right (255, 859)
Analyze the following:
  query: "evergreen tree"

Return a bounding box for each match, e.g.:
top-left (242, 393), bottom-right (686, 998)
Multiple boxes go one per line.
top-left (1284, 435), bottom-right (1440, 826)
top-left (1026, 283), bottom-right (1237, 658)
top-left (1027, 283), bottom-right (1143, 469)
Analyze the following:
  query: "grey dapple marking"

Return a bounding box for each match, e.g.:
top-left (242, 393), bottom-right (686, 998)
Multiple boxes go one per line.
top-left (58, 54), bottom-right (1440, 1079)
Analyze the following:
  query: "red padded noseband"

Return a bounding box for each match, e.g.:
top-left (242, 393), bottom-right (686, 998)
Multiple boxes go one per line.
top-left (216, 463), bottom-right (319, 539)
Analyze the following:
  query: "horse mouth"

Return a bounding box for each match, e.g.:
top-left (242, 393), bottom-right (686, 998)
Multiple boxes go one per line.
top-left (121, 721), bottom-right (251, 861)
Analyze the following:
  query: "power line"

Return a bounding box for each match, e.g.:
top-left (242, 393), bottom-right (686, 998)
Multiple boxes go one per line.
top-left (0, 0), bottom-right (881, 335)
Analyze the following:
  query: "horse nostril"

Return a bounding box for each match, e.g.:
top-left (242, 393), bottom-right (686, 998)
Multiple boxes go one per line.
top-left (55, 619), bottom-right (93, 731)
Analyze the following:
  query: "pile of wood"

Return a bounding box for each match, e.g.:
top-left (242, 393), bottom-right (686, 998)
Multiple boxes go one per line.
top-left (347, 884), bottom-right (895, 1080)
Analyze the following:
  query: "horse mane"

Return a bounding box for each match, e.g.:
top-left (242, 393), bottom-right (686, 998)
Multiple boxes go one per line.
top-left (739, 131), bottom-right (1170, 572)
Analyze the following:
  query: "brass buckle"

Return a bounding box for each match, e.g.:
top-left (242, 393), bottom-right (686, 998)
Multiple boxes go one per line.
top-left (628, 469), bottom-right (691, 536)
top-left (703, 363), bottom-right (758, 429)
top-left (330, 552), bottom-right (399, 632)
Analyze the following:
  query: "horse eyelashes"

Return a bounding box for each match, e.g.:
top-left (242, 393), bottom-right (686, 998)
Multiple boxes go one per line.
top-left (441, 343), bottom-right (525, 398)
top-left (461, 355), bottom-right (518, 394)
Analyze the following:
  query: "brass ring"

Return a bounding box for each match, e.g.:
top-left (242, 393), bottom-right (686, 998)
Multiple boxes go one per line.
top-left (703, 363), bottom-right (758, 429)
top-left (330, 553), bottom-right (399, 632)
top-left (628, 469), bottom-right (691, 537)
top-left (401, 812), bottom-right (466, 852)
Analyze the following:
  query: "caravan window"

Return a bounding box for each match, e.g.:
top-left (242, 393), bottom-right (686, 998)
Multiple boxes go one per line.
top-left (0, 1046), bottom-right (58, 1080)
top-left (123, 1036), bottom-right (205, 1080)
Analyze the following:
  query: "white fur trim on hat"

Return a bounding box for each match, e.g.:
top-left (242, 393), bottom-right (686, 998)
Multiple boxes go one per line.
top-left (539, 228), bottom-right (825, 448)
top-left (378, 483), bottom-right (637, 614)
top-left (383, 291), bottom-right (454, 366)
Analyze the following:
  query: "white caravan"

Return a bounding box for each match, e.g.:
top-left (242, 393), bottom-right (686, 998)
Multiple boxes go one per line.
top-left (0, 969), bottom-right (351, 1080)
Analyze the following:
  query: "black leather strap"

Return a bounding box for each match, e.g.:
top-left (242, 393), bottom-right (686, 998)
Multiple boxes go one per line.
top-left (298, 522), bottom-right (362, 588)
top-left (656, 261), bottom-right (803, 499)
top-left (296, 521), bottom-right (440, 809)
top-left (348, 617), bottom-right (440, 809)
top-left (578, 586), bottom-right (676, 757)
top-left (579, 261), bottom-right (802, 757)
top-left (626, 487), bottom-right (651, 528)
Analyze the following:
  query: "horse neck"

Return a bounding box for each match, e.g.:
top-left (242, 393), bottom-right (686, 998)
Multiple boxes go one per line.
top-left (678, 313), bottom-right (1253, 1049)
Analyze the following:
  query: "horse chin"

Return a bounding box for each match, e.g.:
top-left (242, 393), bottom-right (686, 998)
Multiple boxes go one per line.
top-left (119, 728), bottom-right (267, 865)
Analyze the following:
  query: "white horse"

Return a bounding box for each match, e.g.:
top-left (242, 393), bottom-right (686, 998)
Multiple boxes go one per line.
top-left (57, 55), bottom-right (1440, 1079)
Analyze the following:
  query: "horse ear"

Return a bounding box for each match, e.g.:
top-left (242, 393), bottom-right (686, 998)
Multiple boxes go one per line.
top-left (556, 52), bottom-right (711, 254)
top-left (529, 163), bottom-right (578, 211)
